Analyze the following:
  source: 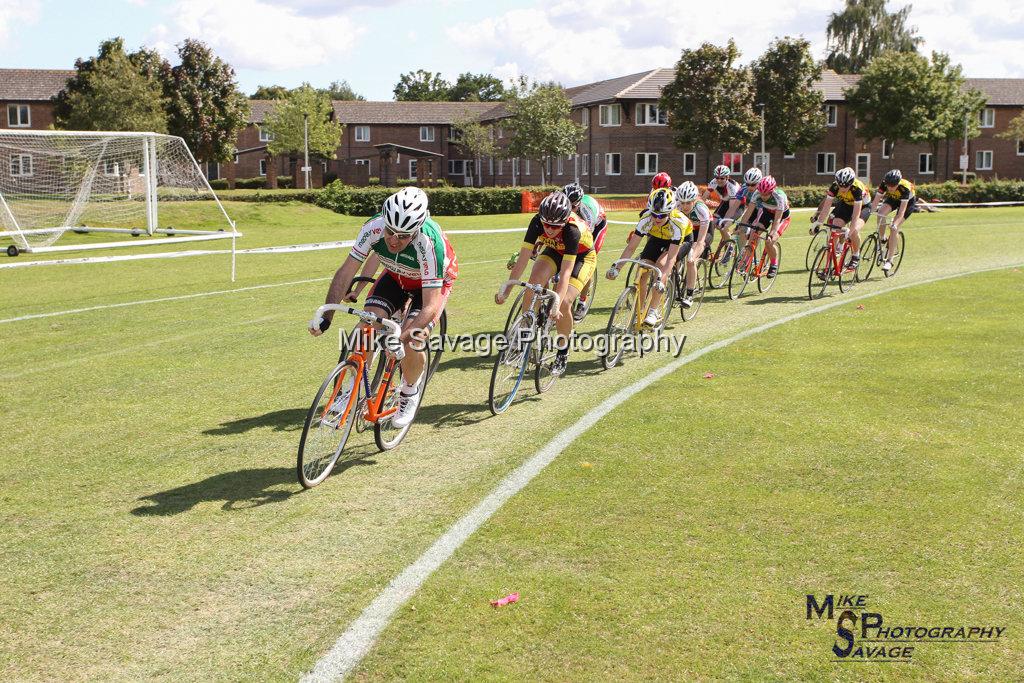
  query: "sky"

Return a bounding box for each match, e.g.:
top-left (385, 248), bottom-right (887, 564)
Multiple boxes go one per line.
top-left (2, 0), bottom-right (1023, 100)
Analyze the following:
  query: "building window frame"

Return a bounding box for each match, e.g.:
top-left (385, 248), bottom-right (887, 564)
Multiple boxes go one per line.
top-left (10, 154), bottom-right (33, 177)
top-left (557, 156), bottom-right (564, 176)
top-left (354, 126), bottom-right (370, 142)
top-left (825, 104), bottom-right (838, 127)
top-left (258, 126), bottom-right (273, 142)
top-left (634, 152), bottom-right (658, 175)
top-left (783, 151), bottom-right (796, 159)
top-left (605, 152), bottom-right (621, 175)
top-left (409, 159), bottom-right (417, 180)
top-left (882, 139), bottom-right (894, 159)
top-left (103, 160), bottom-right (121, 176)
top-left (599, 104), bottom-right (621, 127)
top-left (7, 104), bottom-right (30, 127)
top-left (1017, 139), bottom-right (1024, 156)
top-left (258, 158), bottom-right (267, 176)
top-left (975, 150), bottom-right (993, 170)
top-left (816, 152), bottom-right (836, 175)
top-left (855, 153), bottom-right (870, 181)
top-left (979, 108), bottom-right (995, 128)
top-left (582, 153), bottom-right (589, 175)
top-left (722, 152), bottom-right (743, 174)
top-left (420, 126), bottom-right (435, 143)
top-left (752, 152), bottom-right (770, 173)
top-left (918, 153), bottom-right (934, 175)
top-left (635, 103), bottom-right (667, 126)
top-left (683, 152), bottom-right (696, 175)
top-left (448, 159), bottom-right (465, 176)
top-left (581, 108), bottom-right (590, 127)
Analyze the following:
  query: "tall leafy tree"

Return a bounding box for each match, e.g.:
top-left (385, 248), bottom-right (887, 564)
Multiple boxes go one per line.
top-left (826, 0), bottom-right (922, 74)
top-left (264, 84), bottom-right (343, 160)
top-left (751, 37), bottom-right (827, 155)
top-left (661, 40), bottom-right (760, 178)
top-left (505, 79), bottom-right (584, 185)
top-left (449, 73), bottom-right (506, 102)
top-left (251, 85), bottom-right (290, 100)
top-left (323, 80), bottom-right (365, 101)
top-left (163, 39), bottom-right (249, 164)
top-left (393, 70), bottom-right (452, 101)
top-left (846, 51), bottom-right (985, 175)
top-left (452, 116), bottom-right (499, 186)
top-left (53, 38), bottom-right (169, 132)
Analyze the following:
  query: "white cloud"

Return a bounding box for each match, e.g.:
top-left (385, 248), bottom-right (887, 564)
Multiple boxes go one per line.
top-left (0, 0), bottom-right (41, 48)
top-left (153, 0), bottom-right (365, 70)
top-left (902, 0), bottom-right (1024, 77)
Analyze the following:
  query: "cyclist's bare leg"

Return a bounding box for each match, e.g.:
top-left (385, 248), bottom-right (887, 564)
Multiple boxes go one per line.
top-left (524, 257), bottom-right (556, 317)
top-left (556, 284), bottom-right (581, 339)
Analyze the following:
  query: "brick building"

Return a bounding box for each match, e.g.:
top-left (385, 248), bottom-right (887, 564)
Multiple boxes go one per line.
top-left (0, 69), bottom-right (75, 132)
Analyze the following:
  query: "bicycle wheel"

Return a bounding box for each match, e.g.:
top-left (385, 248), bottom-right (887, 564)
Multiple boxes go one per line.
top-left (859, 233), bottom-right (878, 281)
top-left (373, 346), bottom-right (430, 451)
top-left (651, 273), bottom-right (675, 332)
top-left (502, 287), bottom-right (526, 335)
top-left (601, 286), bottom-right (636, 369)
top-left (808, 248), bottom-right (831, 300)
top-left (758, 240), bottom-right (781, 293)
top-left (572, 274), bottom-right (597, 323)
top-left (682, 260), bottom-right (709, 321)
top-left (488, 317), bottom-right (533, 415)
top-left (425, 309), bottom-right (447, 380)
top-left (805, 229), bottom-right (827, 271)
top-left (886, 231), bottom-right (906, 277)
top-left (297, 360), bottom-right (360, 488)
top-left (839, 248), bottom-right (858, 293)
top-left (728, 246), bottom-right (754, 300)
top-left (708, 237), bottom-right (737, 289)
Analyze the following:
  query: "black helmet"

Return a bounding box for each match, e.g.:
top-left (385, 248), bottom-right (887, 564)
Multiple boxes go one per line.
top-left (884, 169), bottom-right (902, 185)
top-left (539, 191), bottom-right (572, 225)
top-left (563, 182), bottom-right (584, 204)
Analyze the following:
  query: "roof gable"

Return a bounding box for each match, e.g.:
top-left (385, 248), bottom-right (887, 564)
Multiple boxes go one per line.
top-left (0, 69), bottom-right (75, 101)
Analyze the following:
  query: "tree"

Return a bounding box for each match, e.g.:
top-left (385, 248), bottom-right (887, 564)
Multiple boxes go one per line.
top-left (53, 37), bottom-right (169, 132)
top-left (752, 37), bottom-right (827, 156)
top-left (505, 79), bottom-right (584, 185)
top-left (997, 113), bottom-right (1024, 145)
top-left (452, 116), bottom-right (499, 186)
top-left (826, 0), bottom-right (922, 74)
top-left (394, 70), bottom-right (452, 101)
top-left (251, 85), bottom-right (290, 100)
top-left (449, 73), bottom-right (506, 102)
top-left (163, 39), bottom-right (249, 164)
top-left (323, 80), bottom-right (364, 101)
top-left (264, 84), bottom-right (343, 187)
top-left (846, 51), bottom-right (985, 177)
top-left (661, 40), bottom-right (760, 178)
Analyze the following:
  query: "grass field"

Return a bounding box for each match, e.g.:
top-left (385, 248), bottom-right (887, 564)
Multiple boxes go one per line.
top-left (1, 202), bottom-right (1022, 680)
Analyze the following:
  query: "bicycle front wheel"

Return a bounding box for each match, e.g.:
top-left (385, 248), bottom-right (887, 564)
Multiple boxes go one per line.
top-left (808, 247), bottom-right (831, 300)
top-left (709, 237), bottom-right (737, 289)
top-left (805, 229), bottom-right (827, 270)
top-left (488, 318), bottom-right (533, 415)
top-left (728, 247), bottom-right (754, 300)
top-left (887, 231), bottom-right (906, 277)
top-left (297, 360), bottom-right (360, 488)
top-left (426, 309), bottom-right (447, 380)
top-left (601, 286), bottom-right (636, 369)
top-left (682, 260), bottom-right (709, 321)
top-left (859, 233), bottom-right (878, 281)
top-left (839, 249), bottom-right (859, 293)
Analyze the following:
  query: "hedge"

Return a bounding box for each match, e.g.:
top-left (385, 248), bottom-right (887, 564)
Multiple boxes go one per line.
top-left (766, 179), bottom-right (1024, 207)
top-left (313, 181), bottom-right (560, 216)
top-left (209, 176), bottom-right (295, 190)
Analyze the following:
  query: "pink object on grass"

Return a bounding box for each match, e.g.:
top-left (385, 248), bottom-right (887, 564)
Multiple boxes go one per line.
top-left (703, 372), bottom-right (715, 379)
top-left (490, 592), bottom-right (520, 607)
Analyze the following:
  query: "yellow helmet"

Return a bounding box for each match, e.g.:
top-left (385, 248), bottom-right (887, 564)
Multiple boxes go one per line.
top-left (647, 187), bottom-right (675, 215)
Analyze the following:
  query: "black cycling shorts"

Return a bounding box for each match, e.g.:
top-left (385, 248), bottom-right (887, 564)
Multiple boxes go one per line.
top-left (883, 197), bottom-right (916, 220)
top-left (833, 202), bottom-right (871, 224)
top-left (639, 235), bottom-right (678, 263)
top-left (366, 272), bottom-right (428, 320)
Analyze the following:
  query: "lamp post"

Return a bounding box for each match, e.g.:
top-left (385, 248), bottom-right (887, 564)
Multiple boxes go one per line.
top-left (302, 112), bottom-right (312, 190)
top-left (758, 102), bottom-right (766, 173)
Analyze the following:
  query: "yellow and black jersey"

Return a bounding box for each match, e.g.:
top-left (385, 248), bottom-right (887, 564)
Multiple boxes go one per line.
top-left (634, 209), bottom-right (691, 245)
top-left (523, 212), bottom-right (594, 261)
top-left (827, 178), bottom-right (869, 205)
top-left (876, 178), bottom-right (915, 203)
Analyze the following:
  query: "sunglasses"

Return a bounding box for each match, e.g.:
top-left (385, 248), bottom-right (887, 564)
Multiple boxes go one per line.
top-left (650, 212), bottom-right (668, 219)
top-left (541, 221), bottom-right (565, 229)
top-left (384, 227), bottom-right (414, 239)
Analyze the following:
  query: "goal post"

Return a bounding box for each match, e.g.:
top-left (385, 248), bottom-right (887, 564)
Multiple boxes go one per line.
top-left (0, 130), bottom-right (238, 260)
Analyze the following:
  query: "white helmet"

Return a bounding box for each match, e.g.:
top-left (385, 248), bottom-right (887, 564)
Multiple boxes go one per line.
top-left (381, 187), bottom-right (429, 235)
top-left (675, 181), bottom-right (699, 203)
top-left (743, 167), bottom-right (763, 185)
top-left (712, 164), bottom-right (731, 179)
top-left (835, 167), bottom-right (856, 186)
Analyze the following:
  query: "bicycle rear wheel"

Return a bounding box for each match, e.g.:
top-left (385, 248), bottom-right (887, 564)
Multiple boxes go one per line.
top-left (808, 248), bottom-right (831, 300)
top-left (728, 246), bottom-right (754, 300)
top-left (757, 240), bottom-right (781, 293)
top-left (572, 274), bottom-right (597, 323)
top-left (681, 259), bottom-right (708, 321)
top-left (709, 236), bottom-right (737, 289)
top-left (859, 233), bottom-right (878, 281)
top-left (601, 286), bottom-right (636, 369)
top-left (374, 347), bottom-right (430, 451)
top-left (886, 232), bottom-right (906, 277)
top-left (805, 229), bottom-right (826, 270)
top-left (297, 360), bottom-right (360, 488)
top-left (839, 249), bottom-right (858, 293)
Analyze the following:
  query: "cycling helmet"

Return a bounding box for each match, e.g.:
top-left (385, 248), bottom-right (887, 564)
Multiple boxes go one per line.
top-left (562, 182), bottom-right (584, 204)
top-left (675, 181), bottom-right (699, 203)
top-left (713, 164), bottom-right (731, 179)
top-left (647, 187), bottom-right (675, 215)
top-left (884, 169), bottom-right (902, 185)
top-left (539, 191), bottom-right (572, 225)
top-left (382, 187), bottom-right (429, 235)
top-left (835, 166), bottom-right (856, 186)
top-left (743, 167), bottom-right (763, 185)
top-left (756, 176), bottom-right (777, 196)
top-left (651, 171), bottom-right (673, 189)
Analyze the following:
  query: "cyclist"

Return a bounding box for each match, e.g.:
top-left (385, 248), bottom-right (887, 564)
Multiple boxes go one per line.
top-left (607, 187), bottom-right (690, 326)
top-left (734, 175), bottom-right (790, 278)
top-left (675, 181), bottom-right (712, 307)
top-left (651, 171), bottom-right (673, 190)
top-left (309, 187), bottom-right (457, 428)
top-left (812, 166), bottom-right (868, 271)
top-left (710, 166), bottom-right (758, 264)
top-left (498, 191), bottom-right (596, 376)
top-left (563, 181), bottom-right (607, 319)
top-left (868, 169), bottom-right (915, 272)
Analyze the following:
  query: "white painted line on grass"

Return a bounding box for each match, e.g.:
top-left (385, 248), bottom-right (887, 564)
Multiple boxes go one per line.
top-left (301, 260), bottom-right (1024, 682)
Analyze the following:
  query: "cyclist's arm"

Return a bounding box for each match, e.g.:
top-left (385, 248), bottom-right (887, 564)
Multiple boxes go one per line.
top-left (318, 255), bottom-right (362, 329)
top-left (869, 190), bottom-right (882, 213)
top-left (815, 197), bottom-right (833, 223)
top-left (724, 198), bottom-right (742, 220)
top-left (345, 253), bottom-right (380, 301)
top-left (508, 245), bottom-right (535, 282)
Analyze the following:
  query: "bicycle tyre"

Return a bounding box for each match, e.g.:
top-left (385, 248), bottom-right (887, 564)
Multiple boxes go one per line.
top-left (859, 233), bottom-right (878, 281)
top-left (728, 246), bottom-right (754, 300)
top-left (805, 229), bottom-right (827, 271)
top-left (808, 247), bottom-right (831, 300)
top-left (601, 286), bottom-right (636, 369)
top-left (488, 322), bottom-right (533, 415)
top-left (373, 345), bottom-right (430, 451)
top-left (886, 231), bottom-right (906, 277)
top-left (682, 260), bottom-right (708, 321)
top-left (757, 240), bottom-right (781, 293)
top-left (839, 248), bottom-right (858, 293)
top-left (503, 287), bottom-right (526, 335)
top-left (708, 237), bottom-right (737, 289)
top-left (426, 309), bottom-right (447, 380)
top-left (297, 360), bottom-right (360, 488)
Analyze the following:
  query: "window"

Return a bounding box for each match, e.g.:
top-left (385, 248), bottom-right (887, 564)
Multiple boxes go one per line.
top-left (752, 152), bottom-right (770, 173)
top-left (258, 159), bottom-right (267, 176)
top-left (605, 153), bottom-right (621, 175)
top-left (354, 158), bottom-right (369, 166)
top-left (855, 153), bottom-right (870, 180)
top-left (783, 151), bottom-right (796, 159)
top-left (497, 159), bottom-right (504, 176)
top-left (582, 154), bottom-right (589, 175)
top-left (259, 126), bottom-right (273, 142)
top-left (9, 154), bottom-right (32, 177)
top-left (512, 158), bottom-right (519, 180)
top-left (976, 150), bottom-right (993, 170)
top-left (448, 127), bottom-right (462, 142)
top-left (489, 157), bottom-right (494, 175)
top-left (722, 153), bottom-right (742, 174)
top-left (825, 104), bottom-right (838, 127)
top-left (979, 108), bottom-right (995, 128)
top-left (448, 159), bottom-right (465, 175)
top-left (354, 126), bottom-right (370, 142)
top-left (882, 139), bottom-right (894, 159)
top-left (683, 152), bottom-right (696, 175)
top-left (524, 159), bottom-right (530, 176)
top-left (599, 104), bottom-right (621, 126)
top-left (816, 152), bottom-right (836, 175)
top-left (103, 160), bottom-right (120, 176)
top-left (1017, 139), bottom-right (1024, 156)
top-left (557, 156), bottom-right (564, 175)
top-left (420, 126), bottom-right (435, 142)
top-left (635, 103), bottom-right (667, 125)
top-left (581, 108), bottom-right (589, 127)
top-left (635, 152), bottom-right (658, 175)
top-left (7, 104), bottom-right (30, 127)
top-left (593, 152), bottom-right (600, 176)
top-left (409, 159), bottom-right (417, 180)
top-left (918, 153), bottom-right (933, 175)
top-left (497, 127), bottom-right (503, 139)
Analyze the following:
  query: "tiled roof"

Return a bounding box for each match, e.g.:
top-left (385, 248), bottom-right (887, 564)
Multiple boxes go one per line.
top-left (567, 70), bottom-right (661, 106)
top-left (248, 100), bottom-right (275, 124)
top-left (0, 69), bottom-right (75, 101)
top-left (616, 68), bottom-right (676, 99)
top-left (813, 70), bottom-right (861, 101)
top-left (964, 78), bottom-right (1024, 105)
top-left (332, 101), bottom-right (497, 125)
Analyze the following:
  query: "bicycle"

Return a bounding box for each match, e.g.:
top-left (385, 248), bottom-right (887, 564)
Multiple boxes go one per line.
top-left (727, 222), bottom-right (783, 300)
top-left (298, 303), bottom-right (432, 488)
top-left (489, 280), bottom-right (562, 415)
top-left (807, 220), bottom-right (863, 299)
top-left (601, 258), bottom-right (670, 369)
top-left (805, 225), bottom-right (828, 271)
top-left (708, 218), bottom-right (740, 290)
top-left (671, 248), bottom-right (709, 322)
top-left (859, 213), bottom-right (906, 280)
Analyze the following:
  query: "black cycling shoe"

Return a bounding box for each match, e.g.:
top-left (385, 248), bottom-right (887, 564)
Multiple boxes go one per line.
top-left (847, 255), bottom-right (861, 272)
top-left (552, 351), bottom-right (568, 376)
top-left (767, 263), bottom-right (778, 278)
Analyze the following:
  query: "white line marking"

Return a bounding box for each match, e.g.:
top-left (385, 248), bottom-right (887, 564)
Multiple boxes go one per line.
top-left (300, 261), bottom-right (1024, 682)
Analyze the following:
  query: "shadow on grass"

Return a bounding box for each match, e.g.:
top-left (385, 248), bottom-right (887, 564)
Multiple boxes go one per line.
top-left (203, 408), bottom-right (308, 435)
top-left (741, 294), bottom-right (814, 305)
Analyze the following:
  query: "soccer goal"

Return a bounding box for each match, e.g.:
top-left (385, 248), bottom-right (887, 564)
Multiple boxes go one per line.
top-left (0, 130), bottom-right (239, 263)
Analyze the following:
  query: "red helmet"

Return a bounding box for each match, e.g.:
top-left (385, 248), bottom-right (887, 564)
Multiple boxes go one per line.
top-left (651, 172), bottom-right (673, 189)
top-left (757, 176), bottom-right (777, 196)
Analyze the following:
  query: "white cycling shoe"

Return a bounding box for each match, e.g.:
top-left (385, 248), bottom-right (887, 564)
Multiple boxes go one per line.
top-left (392, 384), bottom-right (422, 428)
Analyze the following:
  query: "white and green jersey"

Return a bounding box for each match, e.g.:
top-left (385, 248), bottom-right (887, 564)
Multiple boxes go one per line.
top-left (350, 214), bottom-right (458, 290)
top-left (574, 194), bottom-right (605, 232)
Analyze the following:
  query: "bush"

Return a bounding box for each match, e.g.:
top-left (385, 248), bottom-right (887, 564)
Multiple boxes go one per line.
top-left (368, 177), bottom-right (381, 186)
top-left (277, 175), bottom-right (295, 189)
top-left (234, 177), bottom-right (266, 189)
top-left (209, 179), bottom-right (228, 190)
top-left (313, 182), bottom-right (561, 216)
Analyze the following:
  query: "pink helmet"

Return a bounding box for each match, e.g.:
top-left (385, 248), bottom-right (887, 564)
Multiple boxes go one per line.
top-left (757, 175), bottom-right (777, 195)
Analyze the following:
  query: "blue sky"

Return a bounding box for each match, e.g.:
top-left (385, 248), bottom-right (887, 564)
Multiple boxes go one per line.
top-left (2, 0), bottom-right (1022, 100)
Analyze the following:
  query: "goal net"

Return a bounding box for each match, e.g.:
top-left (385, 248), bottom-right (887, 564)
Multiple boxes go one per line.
top-left (0, 131), bottom-right (237, 255)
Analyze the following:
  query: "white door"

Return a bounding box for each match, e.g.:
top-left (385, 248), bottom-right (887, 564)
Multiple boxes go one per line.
top-left (856, 154), bottom-right (870, 183)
